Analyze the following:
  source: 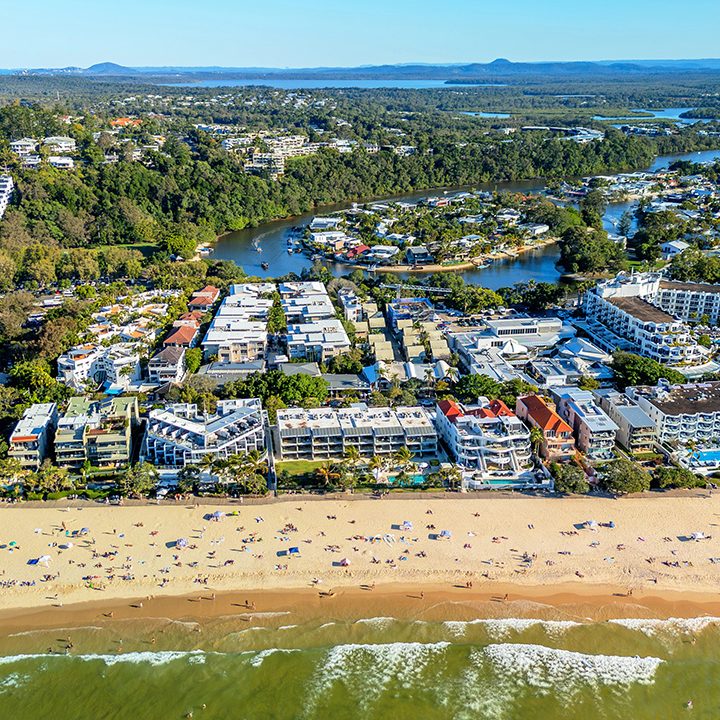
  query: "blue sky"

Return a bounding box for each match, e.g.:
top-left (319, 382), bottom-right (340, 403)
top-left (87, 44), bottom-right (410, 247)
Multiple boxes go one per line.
top-left (4, 0), bottom-right (720, 68)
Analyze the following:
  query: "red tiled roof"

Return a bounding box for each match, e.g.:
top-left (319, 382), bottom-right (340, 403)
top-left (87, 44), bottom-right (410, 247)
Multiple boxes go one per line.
top-left (163, 325), bottom-right (197, 346)
top-left (438, 399), bottom-right (463, 421)
top-left (519, 395), bottom-right (572, 434)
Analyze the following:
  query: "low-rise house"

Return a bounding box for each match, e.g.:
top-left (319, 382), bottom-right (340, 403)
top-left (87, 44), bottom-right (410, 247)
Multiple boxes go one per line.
top-left (9, 138), bottom-right (37, 157)
top-left (148, 347), bottom-right (187, 385)
top-left (43, 136), bottom-right (76, 154)
top-left (435, 398), bottom-right (533, 476)
top-left (143, 399), bottom-right (265, 467)
top-left (55, 397), bottom-right (139, 469)
top-left (48, 156), bottom-right (75, 169)
top-left (0, 175), bottom-right (14, 218)
top-left (164, 324), bottom-right (199, 348)
top-left (188, 285), bottom-right (220, 312)
top-left (8, 403), bottom-right (58, 470)
top-left (286, 319), bottom-right (350, 362)
top-left (515, 395), bottom-right (575, 461)
top-left (275, 404), bottom-right (437, 461)
top-left (338, 288), bottom-right (363, 323)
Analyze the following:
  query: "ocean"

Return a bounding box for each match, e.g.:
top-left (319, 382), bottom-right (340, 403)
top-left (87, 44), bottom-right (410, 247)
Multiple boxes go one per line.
top-left (0, 611), bottom-right (717, 719)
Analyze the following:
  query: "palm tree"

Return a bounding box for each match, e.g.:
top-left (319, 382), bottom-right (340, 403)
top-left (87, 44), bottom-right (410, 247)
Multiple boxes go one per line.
top-left (244, 449), bottom-right (268, 478)
top-left (439, 465), bottom-right (463, 491)
top-left (344, 445), bottom-right (361, 469)
top-left (529, 426), bottom-right (545, 458)
top-left (393, 446), bottom-right (416, 474)
top-left (368, 454), bottom-right (386, 482)
top-left (199, 453), bottom-right (218, 479)
top-left (315, 462), bottom-right (340, 488)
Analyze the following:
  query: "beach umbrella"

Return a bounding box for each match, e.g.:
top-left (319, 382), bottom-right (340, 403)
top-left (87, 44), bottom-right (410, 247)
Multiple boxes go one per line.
top-left (586, 520), bottom-right (599, 530)
top-left (339, 558), bottom-right (351, 567)
top-left (439, 530), bottom-right (452, 539)
top-left (691, 532), bottom-right (706, 541)
top-left (402, 520), bottom-right (413, 531)
top-left (212, 511), bottom-right (225, 521)
top-left (289, 547), bottom-right (300, 555)
top-left (9, 541), bottom-right (16, 547)
top-left (80, 528), bottom-right (90, 535)
top-left (176, 537), bottom-right (189, 548)
top-left (39, 555), bottom-right (51, 566)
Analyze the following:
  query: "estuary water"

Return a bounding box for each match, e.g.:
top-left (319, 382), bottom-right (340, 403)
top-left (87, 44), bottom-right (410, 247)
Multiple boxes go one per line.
top-left (213, 148), bottom-right (720, 287)
top-left (0, 612), bottom-right (718, 719)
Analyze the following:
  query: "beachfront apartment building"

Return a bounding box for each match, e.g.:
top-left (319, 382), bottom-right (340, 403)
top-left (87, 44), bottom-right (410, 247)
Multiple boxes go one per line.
top-left (8, 403), bottom-right (59, 470)
top-left (57, 343), bottom-right (142, 391)
top-left (515, 395), bottom-right (575, 461)
top-left (593, 388), bottom-right (657, 455)
top-left (0, 175), bottom-right (13, 218)
top-left (626, 380), bottom-right (720, 447)
top-left (435, 399), bottom-right (533, 476)
top-left (551, 387), bottom-right (618, 460)
top-left (274, 404), bottom-right (437, 461)
top-left (143, 399), bottom-right (265, 467)
top-left (202, 282), bottom-right (273, 363)
top-left (582, 273), bottom-right (709, 365)
top-left (55, 397), bottom-right (139, 469)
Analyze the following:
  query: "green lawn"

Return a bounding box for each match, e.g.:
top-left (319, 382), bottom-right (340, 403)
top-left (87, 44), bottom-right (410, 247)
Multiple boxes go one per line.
top-left (275, 460), bottom-right (328, 477)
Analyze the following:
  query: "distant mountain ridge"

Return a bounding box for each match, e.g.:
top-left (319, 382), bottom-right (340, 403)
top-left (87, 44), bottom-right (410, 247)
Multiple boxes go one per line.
top-left (12, 58), bottom-right (720, 80)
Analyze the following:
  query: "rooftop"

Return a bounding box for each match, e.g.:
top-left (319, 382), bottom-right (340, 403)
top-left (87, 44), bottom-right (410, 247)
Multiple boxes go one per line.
top-left (608, 296), bottom-right (676, 324)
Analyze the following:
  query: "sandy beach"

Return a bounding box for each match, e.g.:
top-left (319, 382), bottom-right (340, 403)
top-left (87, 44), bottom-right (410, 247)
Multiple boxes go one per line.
top-left (2, 493), bottom-right (720, 621)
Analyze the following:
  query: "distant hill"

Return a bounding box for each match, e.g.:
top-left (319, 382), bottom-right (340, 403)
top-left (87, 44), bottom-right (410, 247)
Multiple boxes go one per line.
top-left (11, 57), bottom-right (720, 81)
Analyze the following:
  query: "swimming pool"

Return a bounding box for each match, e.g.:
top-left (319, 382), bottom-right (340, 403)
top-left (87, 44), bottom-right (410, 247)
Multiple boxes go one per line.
top-left (386, 474), bottom-right (426, 486)
top-left (691, 449), bottom-right (720, 465)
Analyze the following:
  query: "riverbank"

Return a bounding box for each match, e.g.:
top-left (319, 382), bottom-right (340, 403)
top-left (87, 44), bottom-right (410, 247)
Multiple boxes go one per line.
top-left (332, 236), bottom-right (559, 275)
top-left (3, 494), bottom-right (720, 616)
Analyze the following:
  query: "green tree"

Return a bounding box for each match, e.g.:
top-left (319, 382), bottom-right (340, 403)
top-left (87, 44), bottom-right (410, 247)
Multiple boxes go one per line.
top-left (654, 466), bottom-right (705, 489)
top-left (601, 459), bottom-right (651, 495)
top-left (550, 462), bottom-right (589, 494)
top-left (118, 462), bottom-right (159, 498)
top-left (185, 347), bottom-right (203, 375)
top-left (611, 352), bottom-right (685, 389)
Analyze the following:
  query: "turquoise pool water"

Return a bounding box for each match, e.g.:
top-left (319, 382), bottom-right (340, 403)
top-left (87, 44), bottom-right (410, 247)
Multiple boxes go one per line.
top-left (691, 449), bottom-right (720, 464)
top-left (387, 474), bottom-right (426, 486)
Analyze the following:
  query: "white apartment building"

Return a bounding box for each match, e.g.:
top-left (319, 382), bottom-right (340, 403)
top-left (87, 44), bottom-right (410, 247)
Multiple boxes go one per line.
top-left (655, 279), bottom-right (720, 327)
top-left (275, 404), bottom-right (437, 461)
top-left (626, 380), bottom-right (720, 447)
top-left (9, 138), bottom-right (37, 157)
top-left (551, 387), bottom-right (618, 460)
top-left (43, 136), bottom-right (76, 154)
top-left (143, 399), bottom-right (265, 467)
top-left (593, 388), bottom-right (657, 455)
top-left (286, 319), bottom-right (351, 362)
top-left (583, 273), bottom-right (708, 365)
top-left (147, 346), bottom-right (186, 385)
top-left (8, 403), bottom-right (58, 470)
top-left (434, 399), bottom-right (533, 477)
top-left (48, 156), bottom-right (75, 169)
top-left (279, 282), bottom-right (350, 362)
top-left (57, 343), bottom-right (141, 391)
top-left (202, 283), bottom-right (273, 363)
top-left (337, 288), bottom-right (363, 323)
top-left (0, 175), bottom-right (13, 218)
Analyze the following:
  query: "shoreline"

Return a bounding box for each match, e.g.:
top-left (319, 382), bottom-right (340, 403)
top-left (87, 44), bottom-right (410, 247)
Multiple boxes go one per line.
top-left (2, 580), bottom-right (720, 637)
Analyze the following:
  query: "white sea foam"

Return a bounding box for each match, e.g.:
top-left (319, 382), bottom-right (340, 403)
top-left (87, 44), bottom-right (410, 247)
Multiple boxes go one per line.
top-left (354, 617), bottom-right (396, 628)
top-left (0, 672), bottom-right (30, 692)
top-left (249, 648), bottom-right (300, 667)
top-left (304, 642), bottom-right (450, 715)
top-left (7, 625), bottom-right (103, 638)
top-left (608, 616), bottom-right (720, 638)
top-left (278, 625), bottom-right (299, 631)
top-left (480, 643), bottom-right (663, 688)
top-left (0, 650), bottom-right (207, 667)
top-left (442, 618), bottom-right (579, 640)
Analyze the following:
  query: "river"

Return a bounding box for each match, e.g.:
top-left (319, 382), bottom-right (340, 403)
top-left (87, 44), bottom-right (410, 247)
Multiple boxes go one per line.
top-left (213, 149), bottom-right (720, 289)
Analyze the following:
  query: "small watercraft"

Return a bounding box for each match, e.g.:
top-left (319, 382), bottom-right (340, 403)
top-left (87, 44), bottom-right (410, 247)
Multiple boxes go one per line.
top-left (261, 262), bottom-right (269, 270)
